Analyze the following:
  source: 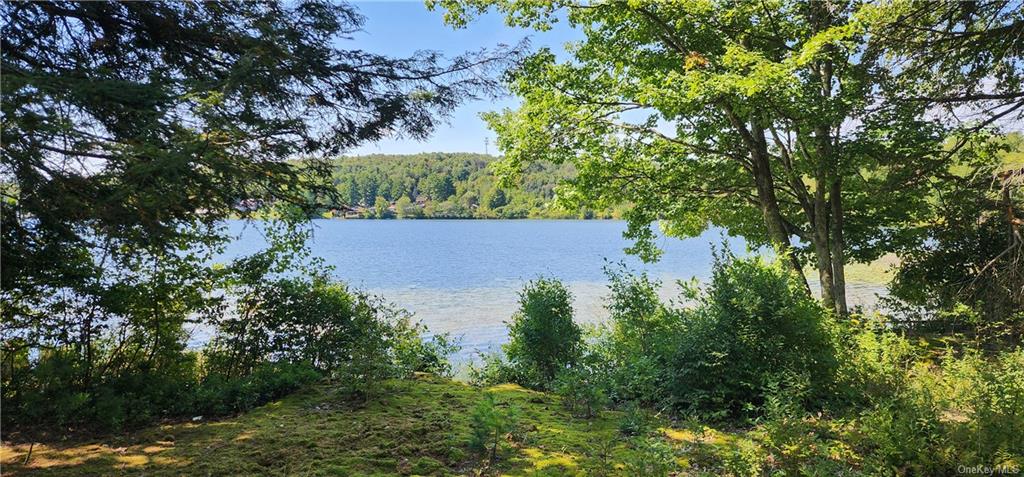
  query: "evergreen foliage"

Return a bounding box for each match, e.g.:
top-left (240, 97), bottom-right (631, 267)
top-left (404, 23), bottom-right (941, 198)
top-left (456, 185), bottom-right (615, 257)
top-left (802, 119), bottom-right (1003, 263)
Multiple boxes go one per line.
top-left (468, 392), bottom-right (520, 463)
top-left (1, 0), bottom-right (493, 432)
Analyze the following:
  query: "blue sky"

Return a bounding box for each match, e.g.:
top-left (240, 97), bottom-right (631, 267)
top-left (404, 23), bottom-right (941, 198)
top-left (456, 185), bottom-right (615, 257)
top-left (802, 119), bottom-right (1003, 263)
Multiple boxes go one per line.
top-left (345, 2), bottom-right (581, 156)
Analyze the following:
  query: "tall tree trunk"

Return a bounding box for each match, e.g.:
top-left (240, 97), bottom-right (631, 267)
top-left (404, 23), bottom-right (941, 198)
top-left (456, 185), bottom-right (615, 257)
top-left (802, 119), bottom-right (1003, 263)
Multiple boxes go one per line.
top-left (830, 178), bottom-right (849, 316)
top-left (808, 4), bottom-right (848, 313)
top-left (752, 135), bottom-right (805, 281)
top-left (812, 168), bottom-right (836, 310)
top-left (812, 55), bottom-right (842, 311)
top-left (721, 104), bottom-right (807, 282)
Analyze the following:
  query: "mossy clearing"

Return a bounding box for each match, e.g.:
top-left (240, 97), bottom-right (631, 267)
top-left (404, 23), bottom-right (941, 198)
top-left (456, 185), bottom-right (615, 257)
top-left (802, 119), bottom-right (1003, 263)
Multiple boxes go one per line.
top-left (1, 374), bottom-right (752, 476)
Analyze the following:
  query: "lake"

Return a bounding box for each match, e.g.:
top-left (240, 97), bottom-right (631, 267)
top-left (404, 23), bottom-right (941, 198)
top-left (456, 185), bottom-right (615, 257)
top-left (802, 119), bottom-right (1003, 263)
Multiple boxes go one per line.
top-left (207, 220), bottom-right (884, 364)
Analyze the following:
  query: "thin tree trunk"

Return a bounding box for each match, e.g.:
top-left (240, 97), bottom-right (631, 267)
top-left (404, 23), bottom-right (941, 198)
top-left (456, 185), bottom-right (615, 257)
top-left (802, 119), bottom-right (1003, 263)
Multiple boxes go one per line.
top-left (812, 56), bottom-right (837, 310)
top-left (83, 317), bottom-right (93, 389)
top-left (830, 178), bottom-right (849, 316)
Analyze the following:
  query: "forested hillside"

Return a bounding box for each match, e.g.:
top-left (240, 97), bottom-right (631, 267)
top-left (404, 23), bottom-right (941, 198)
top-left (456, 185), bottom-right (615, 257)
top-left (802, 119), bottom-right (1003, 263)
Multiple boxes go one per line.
top-left (317, 153), bottom-right (624, 219)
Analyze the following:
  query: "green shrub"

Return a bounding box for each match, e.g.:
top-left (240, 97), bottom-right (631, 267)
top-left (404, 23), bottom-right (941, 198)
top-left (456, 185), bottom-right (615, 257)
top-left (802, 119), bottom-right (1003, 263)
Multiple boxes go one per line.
top-left (2, 222), bottom-right (455, 433)
top-left (553, 353), bottom-right (609, 418)
top-left (859, 379), bottom-right (948, 475)
top-left (192, 362), bottom-right (321, 416)
top-left (686, 327), bottom-right (1024, 476)
top-left (836, 323), bottom-right (951, 474)
top-left (206, 277), bottom-right (455, 400)
top-left (622, 437), bottom-right (678, 477)
top-left (503, 277), bottom-right (582, 389)
top-left (835, 316), bottom-right (920, 407)
top-left (581, 434), bottom-right (620, 477)
top-left (618, 401), bottom-right (651, 437)
top-left (394, 332), bottom-right (461, 378)
top-left (749, 377), bottom-right (863, 476)
top-left (665, 251), bottom-right (842, 420)
top-left (466, 351), bottom-right (522, 387)
top-left (856, 347), bottom-right (1024, 474)
top-left (605, 266), bottom-right (665, 356)
top-left (3, 343), bottom-right (205, 432)
top-left (946, 349), bottom-right (1024, 466)
top-left (468, 392), bottom-right (520, 463)
top-left (599, 267), bottom-right (683, 404)
top-left (4, 278), bottom-right (450, 432)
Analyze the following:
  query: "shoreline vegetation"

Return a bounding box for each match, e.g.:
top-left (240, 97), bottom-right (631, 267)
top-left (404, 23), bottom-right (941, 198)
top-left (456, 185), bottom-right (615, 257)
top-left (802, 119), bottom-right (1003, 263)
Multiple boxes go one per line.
top-left (3, 255), bottom-right (1019, 476)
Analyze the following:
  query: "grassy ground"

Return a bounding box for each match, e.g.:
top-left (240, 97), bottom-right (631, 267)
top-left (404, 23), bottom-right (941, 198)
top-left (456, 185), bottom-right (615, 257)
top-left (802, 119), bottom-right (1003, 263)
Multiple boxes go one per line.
top-left (799, 255), bottom-right (898, 288)
top-left (840, 254), bottom-right (899, 285)
top-left (3, 314), bottom-right (1004, 476)
top-left (3, 374), bottom-right (740, 476)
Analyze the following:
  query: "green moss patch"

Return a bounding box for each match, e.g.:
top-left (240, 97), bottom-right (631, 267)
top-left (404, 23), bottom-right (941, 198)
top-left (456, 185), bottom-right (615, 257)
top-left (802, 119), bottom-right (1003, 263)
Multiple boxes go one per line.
top-left (1, 375), bottom-right (695, 476)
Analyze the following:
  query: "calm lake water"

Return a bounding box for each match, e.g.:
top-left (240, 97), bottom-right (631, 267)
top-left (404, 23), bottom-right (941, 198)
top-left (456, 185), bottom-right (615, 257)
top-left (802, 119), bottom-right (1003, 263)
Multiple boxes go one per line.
top-left (204, 220), bottom-right (883, 363)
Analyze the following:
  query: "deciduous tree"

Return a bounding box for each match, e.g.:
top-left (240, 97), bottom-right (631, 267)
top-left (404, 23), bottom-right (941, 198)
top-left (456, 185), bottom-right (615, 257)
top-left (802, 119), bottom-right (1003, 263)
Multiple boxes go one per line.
top-left (432, 0), bottom-right (1022, 315)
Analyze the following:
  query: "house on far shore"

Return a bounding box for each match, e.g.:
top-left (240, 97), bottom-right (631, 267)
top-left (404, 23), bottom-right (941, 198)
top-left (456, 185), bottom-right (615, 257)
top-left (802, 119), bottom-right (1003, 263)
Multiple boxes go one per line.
top-left (329, 204), bottom-right (366, 219)
top-left (234, 198), bottom-right (263, 213)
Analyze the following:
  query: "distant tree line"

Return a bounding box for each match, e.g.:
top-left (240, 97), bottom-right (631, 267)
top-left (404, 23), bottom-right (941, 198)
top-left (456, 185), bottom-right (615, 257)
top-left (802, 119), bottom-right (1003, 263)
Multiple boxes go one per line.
top-left (313, 153), bottom-right (626, 219)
